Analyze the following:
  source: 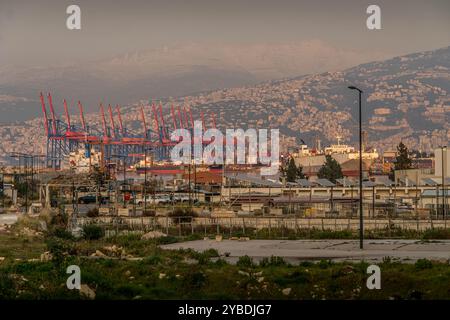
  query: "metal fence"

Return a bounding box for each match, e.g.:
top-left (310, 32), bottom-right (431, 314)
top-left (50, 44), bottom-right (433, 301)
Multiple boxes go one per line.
top-left (75, 215), bottom-right (449, 238)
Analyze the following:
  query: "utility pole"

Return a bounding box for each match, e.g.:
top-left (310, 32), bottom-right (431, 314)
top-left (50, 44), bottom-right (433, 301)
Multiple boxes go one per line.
top-left (348, 86), bottom-right (364, 249)
top-left (144, 146), bottom-right (148, 214)
top-left (188, 162), bottom-right (192, 206)
top-left (441, 146), bottom-right (447, 219)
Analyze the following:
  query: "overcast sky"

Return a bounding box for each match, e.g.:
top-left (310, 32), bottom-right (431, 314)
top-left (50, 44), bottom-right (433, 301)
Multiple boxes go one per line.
top-left (1, 0), bottom-right (450, 67)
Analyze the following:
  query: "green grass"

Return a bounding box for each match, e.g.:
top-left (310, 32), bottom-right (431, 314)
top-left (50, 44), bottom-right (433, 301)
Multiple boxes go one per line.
top-left (178, 226), bottom-right (449, 240)
top-left (1, 232), bottom-right (450, 300)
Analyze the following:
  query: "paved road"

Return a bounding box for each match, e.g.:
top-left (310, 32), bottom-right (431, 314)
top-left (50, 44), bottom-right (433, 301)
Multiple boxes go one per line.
top-left (161, 239), bottom-right (450, 263)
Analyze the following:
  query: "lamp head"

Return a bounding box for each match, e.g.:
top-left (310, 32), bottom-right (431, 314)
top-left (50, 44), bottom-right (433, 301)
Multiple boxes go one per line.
top-left (348, 86), bottom-right (363, 93)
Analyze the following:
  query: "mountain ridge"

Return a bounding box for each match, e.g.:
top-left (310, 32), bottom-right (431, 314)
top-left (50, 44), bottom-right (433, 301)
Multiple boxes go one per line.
top-left (0, 45), bottom-right (449, 162)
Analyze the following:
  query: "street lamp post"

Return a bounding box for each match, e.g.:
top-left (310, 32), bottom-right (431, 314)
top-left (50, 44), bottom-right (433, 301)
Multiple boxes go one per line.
top-left (144, 146), bottom-right (148, 214)
top-left (441, 146), bottom-right (447, 219)
top-left (348, 86), bottom-right (364, 249)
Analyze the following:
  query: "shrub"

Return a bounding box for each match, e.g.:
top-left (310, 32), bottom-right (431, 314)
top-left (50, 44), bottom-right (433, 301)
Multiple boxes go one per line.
top-left (82, 224), bottom-right (104, 240)
top-left (236, 255), bottom-right (254, 268)
top-left (422, 228), bottom-right (450, 240)
top-left (87, 208), bottom-right (99, 218)
top-left (415, 259), bottom-right (433, 270)
top-left (191, 249), bottom-right (220, 264)
top-left (203, 248), bottom-right (220, 258)
top-left (143, 254), bottom-right (163, 265)
top-left (318, 259), bottom-right (333, 269)
top-left (50, 226), bottom-right (74, 240)
top-left (182, 271), bottom-right (207, 289)
top-left (0, 274), bottom-right (15, 299)
top-left (45, 237), bottom-right (75, 265)
top-left (155, 236), bottom-right (178, 245)
top-left (259, 256), bottom-right (287, 267)
top-left (142, 210), bottom-right (155, 217)
top-left (299, 261), bottom-right (313, 267)
top-left (169, 207), bottom-right (197, 224)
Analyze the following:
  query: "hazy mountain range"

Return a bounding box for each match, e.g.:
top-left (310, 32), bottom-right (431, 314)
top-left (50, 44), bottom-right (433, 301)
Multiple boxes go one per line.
top-left (0, 40), bottom-right (390, 122)
top-left (0, 45), bottom-right (449, 162)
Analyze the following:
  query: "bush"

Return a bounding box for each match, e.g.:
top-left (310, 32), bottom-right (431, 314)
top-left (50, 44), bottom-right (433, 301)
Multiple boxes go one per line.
top-left (182, 271), bottom-right (207, 289)
top-left (45, 237), bottom-right (75, 265)
top-left (87, 208), bottom-right (99, 218)
top-left (0, 274), bottom-right (16, 299)
top-left (259, 256), bottom-right (287, 267)
top-left (318, 259), bottom-right (333, 269)
top-left (143, 254), bottom-right (163, 265)
top-left (143, 210), bottom-right (155, 217)
top-left (169, 207), bottom-right (197, 224)
top-left (50, 226), bottom-right (74, 240)
top-left (190, 249), bottom-right (220, 264)
top-left (155, 236), bottom-right (178, 245)
top-left (82, 224), bottom-right (104, 240)
top-left (422, 228), bottom-right (450, 240)
top-left (415, 259), bottom-right (433, 270)
top-left (236, 255), bottom-right (254, 268)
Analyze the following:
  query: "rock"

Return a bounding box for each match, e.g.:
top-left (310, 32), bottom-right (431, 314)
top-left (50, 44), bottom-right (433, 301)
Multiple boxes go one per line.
top-left (0, 257), bottom-right (5, 264)
top-left (40, 251), bottom-right (53, 262)
top-left (38, 221), bottom-right (48, 231)
top-left (182, 258), bottom-right (197, 265)
top-left (203, 237), bottom-right (209, 240)
top-left (92, 250), bottom-right (106, 257)
top-left (238, 270), bottom-right (250, 277)
top-left (104, 245), bottom-right (124, 257)
top-left (70, 227), bottom-right (83, 238)
top-left (254, 271), bottom-right (263, 276)
top-left (124, 257), bottom-right (143, 261)
top-left (257, 277), bottom-right (265, 283)
top-left (282, 288), bottom-right (292, 296)
top-left (125, 270), bottom-right (131, 277)
top-left (80, 284), bottom-right (96, 299)
top-left (141, 231), bottom-right (167, 240)
top-left (230, 237), bottom-right (239, 240)
top-left (215, 234), bottom-right (223, 242)
top-left (238, 237), bottom-right (250, 241)
top-left (159, 273), bottom-right (166, 279)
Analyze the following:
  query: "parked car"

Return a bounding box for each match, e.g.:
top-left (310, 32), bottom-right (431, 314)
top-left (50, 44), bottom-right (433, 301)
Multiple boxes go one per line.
top-left (173, 194), bottom-right (190, 203)
top-left (78, 195), bottom-right (109, 204)
top-left (136, 194), bottom-right (171, 206)
top-left (78, 195), bottom-right (97, 204)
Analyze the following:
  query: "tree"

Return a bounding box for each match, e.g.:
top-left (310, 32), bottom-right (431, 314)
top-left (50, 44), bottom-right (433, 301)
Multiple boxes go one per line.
top-left (286, 157), bottom-right (298, 182)
top-left (394, 142), bottom-right (412, 170)
top-left (389, 141), bottom-right (413, 180)
top-left (296, 164), bottom-right (306, 179)
top-left (317, 155), bottom-right (343, 183)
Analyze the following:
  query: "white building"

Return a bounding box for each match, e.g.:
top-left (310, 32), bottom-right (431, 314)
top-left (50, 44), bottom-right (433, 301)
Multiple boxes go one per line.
top-left (434, 147), bottom-right (449, 178)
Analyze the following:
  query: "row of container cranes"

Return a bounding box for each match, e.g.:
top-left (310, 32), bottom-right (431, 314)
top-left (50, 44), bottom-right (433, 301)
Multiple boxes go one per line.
top-left (39, 92), bottom-right (218, 171)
